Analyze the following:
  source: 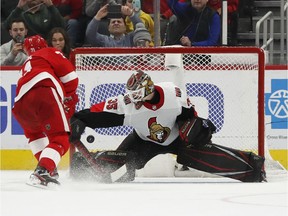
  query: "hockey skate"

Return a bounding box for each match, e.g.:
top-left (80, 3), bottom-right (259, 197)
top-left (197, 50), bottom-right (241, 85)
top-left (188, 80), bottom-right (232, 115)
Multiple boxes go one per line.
top-left (50, 168), bottom-right (59, 180)
top-left (27, 166), bottom-right (60, 189)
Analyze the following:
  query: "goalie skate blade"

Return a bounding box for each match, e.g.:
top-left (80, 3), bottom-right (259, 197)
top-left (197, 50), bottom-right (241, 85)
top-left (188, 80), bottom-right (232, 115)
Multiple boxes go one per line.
top-left (110, 164), bottom-right (127, 182)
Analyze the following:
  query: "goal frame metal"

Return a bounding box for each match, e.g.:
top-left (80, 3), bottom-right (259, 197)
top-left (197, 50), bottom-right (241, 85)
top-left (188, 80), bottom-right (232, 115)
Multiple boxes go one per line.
top-left (69, 46), bottom-right (265, 166)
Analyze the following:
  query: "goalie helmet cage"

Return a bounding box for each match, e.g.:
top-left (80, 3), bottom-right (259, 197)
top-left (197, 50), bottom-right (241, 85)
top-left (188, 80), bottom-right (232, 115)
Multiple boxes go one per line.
top-left (69, 46), bottom-right (280, 177)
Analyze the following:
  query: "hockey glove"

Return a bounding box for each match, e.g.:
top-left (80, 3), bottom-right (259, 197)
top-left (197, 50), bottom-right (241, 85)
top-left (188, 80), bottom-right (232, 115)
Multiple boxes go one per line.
top-left (64, 93), bottom-right (79, 119)
top-left (178, 117), bottom-right (216, 147)
top-left (69, 116), bottom-right (86, 143)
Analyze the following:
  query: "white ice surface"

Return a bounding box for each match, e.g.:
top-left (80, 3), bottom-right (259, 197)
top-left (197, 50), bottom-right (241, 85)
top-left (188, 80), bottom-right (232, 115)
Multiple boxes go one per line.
top-left (1, 170), bottom-right (288, 216)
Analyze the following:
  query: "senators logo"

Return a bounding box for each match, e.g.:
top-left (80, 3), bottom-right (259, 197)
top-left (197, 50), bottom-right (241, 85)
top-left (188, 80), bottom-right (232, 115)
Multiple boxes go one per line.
top-left (146, 117), bottom-right (171, 143)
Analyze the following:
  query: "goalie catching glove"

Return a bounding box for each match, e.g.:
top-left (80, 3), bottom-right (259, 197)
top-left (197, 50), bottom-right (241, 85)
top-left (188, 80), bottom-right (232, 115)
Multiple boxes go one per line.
top-left (178, 116), bottom-right (216, 147)
top-left (69, 116), bottom-right (86, 143)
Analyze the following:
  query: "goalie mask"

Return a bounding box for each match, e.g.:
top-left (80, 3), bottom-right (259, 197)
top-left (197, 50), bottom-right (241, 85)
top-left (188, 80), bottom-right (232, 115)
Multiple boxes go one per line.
top-left (126, 70), bottom-right (154, 103)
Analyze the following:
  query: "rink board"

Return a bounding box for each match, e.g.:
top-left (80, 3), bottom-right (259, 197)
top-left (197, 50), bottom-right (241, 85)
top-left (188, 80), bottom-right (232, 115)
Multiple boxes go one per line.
top-left (0, 67), bottom-right (287, 169)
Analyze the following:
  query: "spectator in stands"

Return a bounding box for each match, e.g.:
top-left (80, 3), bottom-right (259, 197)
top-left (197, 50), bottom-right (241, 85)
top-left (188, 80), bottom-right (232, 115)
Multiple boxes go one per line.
top-left (85, 0), bottom-right (102, 17)
top-left (130, 23), bottom-right (152, 66)
top-left (52, 0), bottom-right (84, 47)
top-left (4, 0), bottom-right (66, 39)
top-left (85, 3), bottom-right (143, 47)
top-left (142, 0), bottom-right (174, 19)
top-left (141, 0), bottom-right (175, 43)
top-left (0, 18), bottom-right (28, 66)
top-left (85, 0), bottom-right (123, 17)
top-left (1, 0), bottom-right (18, 45)
top-left (46, 27), bottom-right (72, 59)
top-left (85, 0), bottom-right (124, 36)
top-left (208, 0), bottom-right (239, 45)
top-left (167, 0), bottom-right (221, 46)
top-left (1, 0), bottom-right (18, 21)
top-left (133, 22), bottom-right (152, 47)
top-left (125, 0), bottom-right (154, 46)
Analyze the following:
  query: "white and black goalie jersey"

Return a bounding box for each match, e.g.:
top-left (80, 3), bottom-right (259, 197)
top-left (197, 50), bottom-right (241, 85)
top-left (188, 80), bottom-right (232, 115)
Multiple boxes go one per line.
top-left (89, 82), bottom-right (194, 146)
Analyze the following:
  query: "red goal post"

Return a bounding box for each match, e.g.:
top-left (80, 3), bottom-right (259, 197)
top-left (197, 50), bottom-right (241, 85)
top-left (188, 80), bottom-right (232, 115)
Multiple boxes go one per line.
top-left (70, 46), bottom-right (267, 174)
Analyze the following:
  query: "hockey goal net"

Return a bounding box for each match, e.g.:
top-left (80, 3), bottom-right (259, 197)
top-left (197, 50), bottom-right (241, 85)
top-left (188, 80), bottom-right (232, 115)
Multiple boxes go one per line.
top-left (70, 46), bottom-right (282, 178)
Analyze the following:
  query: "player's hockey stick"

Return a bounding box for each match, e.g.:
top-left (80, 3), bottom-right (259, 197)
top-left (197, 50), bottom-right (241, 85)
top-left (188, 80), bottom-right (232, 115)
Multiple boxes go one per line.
top-left (71, 139), bottom-right (127, 183)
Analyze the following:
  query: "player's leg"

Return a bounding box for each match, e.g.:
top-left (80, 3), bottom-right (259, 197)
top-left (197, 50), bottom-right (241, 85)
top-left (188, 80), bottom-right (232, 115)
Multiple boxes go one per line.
top-left (70, 145), bottom-right (136, 183)
top-left (33, 87), bottom-right (71, 185)
top-left (28, 135), bottom-right (48, 161)
top-left (12, 87), bottom-right (67, 186)
top-left (27, 134), bottom-right (59, 179)
top-left (71, 132), bottom-right (145, 182)
top-left (115, 130), bottom-right (178, 182)
top-left (177, 117), bottom-right (265, 182)
top-left (12, 89), bottom-right (48, 162)
top-left (177, 142), bottom-right (266, 182)
top-left (71, 130), bottom-right (178, 182)
top-left (29, 87), bottom-right (70, 186)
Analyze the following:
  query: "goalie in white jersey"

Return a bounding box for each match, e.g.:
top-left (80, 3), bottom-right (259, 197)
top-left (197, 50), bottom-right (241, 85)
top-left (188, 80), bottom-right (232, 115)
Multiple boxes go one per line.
top-left (70, 70), bottom-right (266, 183)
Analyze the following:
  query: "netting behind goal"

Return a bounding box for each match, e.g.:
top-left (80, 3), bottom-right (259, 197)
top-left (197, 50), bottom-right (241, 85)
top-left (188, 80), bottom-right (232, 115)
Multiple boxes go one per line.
top-left (70, 47), bottom-right (281, 177)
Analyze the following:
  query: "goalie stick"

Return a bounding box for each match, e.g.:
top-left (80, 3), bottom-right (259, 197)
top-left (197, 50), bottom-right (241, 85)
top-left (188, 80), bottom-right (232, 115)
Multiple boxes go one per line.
top-left (71, 139), bottom-right (128, 183)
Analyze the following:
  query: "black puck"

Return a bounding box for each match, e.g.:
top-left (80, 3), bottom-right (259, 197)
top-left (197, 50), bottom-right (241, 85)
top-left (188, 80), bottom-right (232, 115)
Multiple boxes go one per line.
top-left (86, 135), bottom-right (95, 143)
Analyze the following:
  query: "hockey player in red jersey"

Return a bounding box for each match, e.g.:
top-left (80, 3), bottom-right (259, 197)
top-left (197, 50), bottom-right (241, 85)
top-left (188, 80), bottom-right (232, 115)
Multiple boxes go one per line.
top-left (70, 70), bottom-right (266, 183)
top-left (12, 35), bottom-right (79, 187)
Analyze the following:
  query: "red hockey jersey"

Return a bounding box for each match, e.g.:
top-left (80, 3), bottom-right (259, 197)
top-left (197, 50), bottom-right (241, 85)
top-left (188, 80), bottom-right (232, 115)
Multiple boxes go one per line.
top-left (14, 47), bottom-right (78, 103)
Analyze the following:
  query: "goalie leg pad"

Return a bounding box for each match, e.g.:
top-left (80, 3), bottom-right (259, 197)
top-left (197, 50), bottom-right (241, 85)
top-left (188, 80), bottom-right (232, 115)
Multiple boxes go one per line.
top-left (177, 143), bottom-right (266, 182)
top-left (70, 150), bottom-right (136, 183)
top-left (70, 152), bottom-right (96, 181)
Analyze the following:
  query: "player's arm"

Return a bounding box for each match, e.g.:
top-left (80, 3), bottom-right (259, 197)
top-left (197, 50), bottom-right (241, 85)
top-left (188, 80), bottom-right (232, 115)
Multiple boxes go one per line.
top-left (46, 49), bottom-right (79, 95)
top-left (74, 106), bottom-right (124, 128)
top-left (176, 91), bottom-right (216, 147)
top-left (57, 56), bottom-right (78, 95)
top-left (70, 100), bottom-right (125, 143)
top-left (46, 49), bottom-right (79, 118)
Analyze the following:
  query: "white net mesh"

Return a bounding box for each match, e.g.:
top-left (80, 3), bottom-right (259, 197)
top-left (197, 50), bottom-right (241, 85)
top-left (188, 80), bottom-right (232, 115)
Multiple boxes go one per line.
top-left (75, 52), bottom-right (259, 71)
